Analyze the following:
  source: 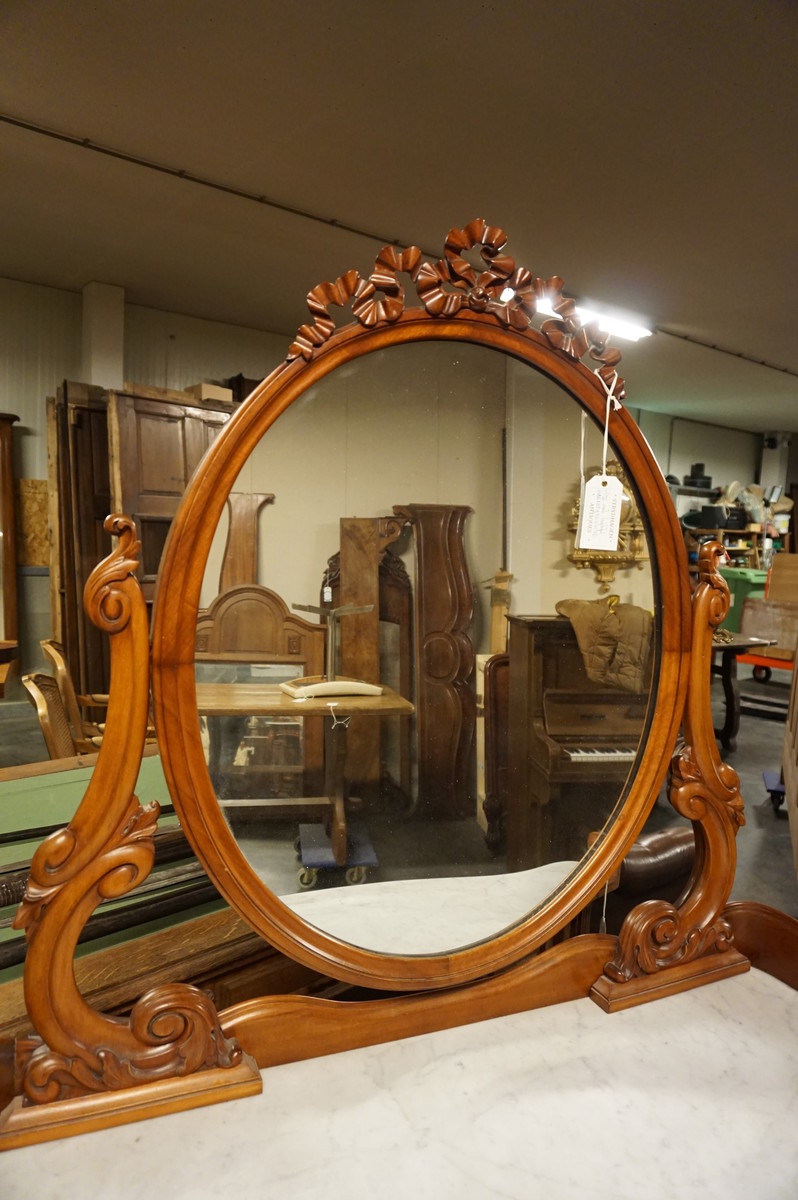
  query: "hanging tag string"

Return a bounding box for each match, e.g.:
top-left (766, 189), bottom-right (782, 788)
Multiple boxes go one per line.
top-left (579, 410), bottom-right (586, 490)
top-left (594, 370), bottom-right (621, 478)
top-left (599, 881), bottom-right (609, 935)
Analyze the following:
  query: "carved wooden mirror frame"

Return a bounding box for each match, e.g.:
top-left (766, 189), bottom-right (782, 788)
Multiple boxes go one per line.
top-left (0, 220), bottom-right (747, 1148)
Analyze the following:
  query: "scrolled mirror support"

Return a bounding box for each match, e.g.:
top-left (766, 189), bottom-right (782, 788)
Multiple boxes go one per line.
top-left (591, 542), bottom-right (750, 1011)
top-left (0, 517), bottom-right (260, 1149)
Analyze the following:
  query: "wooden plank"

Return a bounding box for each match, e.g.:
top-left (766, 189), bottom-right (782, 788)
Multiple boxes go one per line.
top-left (0, 415), bottom-right (19, 658)
top-left (218, 492), bottom-right (274, 592)
top-left (724, 901), bottom-right (798, 992)
top-left (221, 936), bottom-right (617, 1068)
top-left (0, 907), bottom-right (330, 1039)
top-left (339, 517), bottom-right (381, 793)
top-left (767, 553), bottom-right (798, 602)
top-left (45, 396), bottom-right (62, 642)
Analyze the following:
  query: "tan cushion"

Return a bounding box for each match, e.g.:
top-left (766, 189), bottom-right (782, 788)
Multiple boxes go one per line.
top-left (555, 595), bottom-right (653, 694)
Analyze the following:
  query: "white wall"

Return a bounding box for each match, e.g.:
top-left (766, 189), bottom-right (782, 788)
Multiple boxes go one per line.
top-left (0, 278), bottom-right (82, 480)
top-left (667, 417), bottom-right (761, 490)
top-left (125, 305), bottom-right (286, 392)
top-left (760, 433), bottom-right (792, 493)
top-left (203, 346), bottom-right (656, 654)
top-left (0, 280), bottom-right (293, 480)
top-left (506, 362), bottom-right (654, 615)
top-left (0, 277), bottom-right (706, 673)
top-left (0, 279), bottom-right (83, 686)
top-left (0, 278), bottom-right (294, 681)
top-left (219, 342), bottom-right (508, 653)
top-left (636, 409), bottom-right (674, 476)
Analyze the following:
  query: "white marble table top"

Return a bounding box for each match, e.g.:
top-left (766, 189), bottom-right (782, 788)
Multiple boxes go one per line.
top-left (284, 859), bottom-right (581, 953)
top-left (4, 968), bottom-right (798, 1199)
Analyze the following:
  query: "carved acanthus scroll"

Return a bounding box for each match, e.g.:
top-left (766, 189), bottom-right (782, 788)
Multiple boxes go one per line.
top-left (10, 516), bottom-right (248, 1109)
top-left (592, 542), bottom-right (749, 1008)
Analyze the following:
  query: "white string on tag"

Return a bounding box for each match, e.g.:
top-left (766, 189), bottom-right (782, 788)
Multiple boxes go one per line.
top-left (597, 370), bottom-right (622, 477)
top-left (576, 372), bottom-right (624, 552)
top-left (574, 410), bottom-right (587, 548)
top-left (599, 881), bottom-right (609, 935)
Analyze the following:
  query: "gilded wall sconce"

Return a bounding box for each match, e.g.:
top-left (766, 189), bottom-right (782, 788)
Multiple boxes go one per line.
top-left (568, 460), bottom-right (648, 591)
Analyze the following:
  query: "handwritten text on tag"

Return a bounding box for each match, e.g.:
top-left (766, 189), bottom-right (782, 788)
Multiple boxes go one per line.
top-left (577, 473), bottom-right (624, 551)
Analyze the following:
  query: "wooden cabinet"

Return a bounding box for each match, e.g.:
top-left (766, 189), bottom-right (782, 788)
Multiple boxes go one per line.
top-left (109, 391), bottom-right (232, 606)
top-left (48, 382), bottom-right (235, 696)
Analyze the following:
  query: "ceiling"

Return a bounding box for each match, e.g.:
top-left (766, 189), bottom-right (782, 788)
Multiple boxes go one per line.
top-left (1, 0), bottom-right (797, 432)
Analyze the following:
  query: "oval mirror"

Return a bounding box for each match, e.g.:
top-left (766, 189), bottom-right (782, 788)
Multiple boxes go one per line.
top-left (151, 224), bottom-right (691, 990)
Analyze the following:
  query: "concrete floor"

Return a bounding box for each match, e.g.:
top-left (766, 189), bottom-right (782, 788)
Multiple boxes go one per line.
top-left (720, 668), bottom-right (798, 916)
top-left (1, 668), bottom-right (797, 917)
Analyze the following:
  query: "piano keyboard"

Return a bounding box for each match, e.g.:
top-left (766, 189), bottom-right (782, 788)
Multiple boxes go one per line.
top-left (564, 746), bottom-right (637, 762)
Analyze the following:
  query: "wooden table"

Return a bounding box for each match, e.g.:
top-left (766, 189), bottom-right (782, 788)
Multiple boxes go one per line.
top-left (711, 635), bottom-right (774, 751)
top-left (195, 683), bottom-right (413, 866)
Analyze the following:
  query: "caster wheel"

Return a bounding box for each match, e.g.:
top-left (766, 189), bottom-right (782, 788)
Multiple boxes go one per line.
top-left (345, 865), bottom-right (367, 885)
top-left (753, 666), bottom-right (772, 683)
top-left (297, 867), bottom-right (318, 890)
top-left (293, 835), bottom-right (301, 858)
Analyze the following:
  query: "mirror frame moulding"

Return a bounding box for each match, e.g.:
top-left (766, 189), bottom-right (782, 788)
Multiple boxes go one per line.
top-left (150, 307), bottom-right (693, 993)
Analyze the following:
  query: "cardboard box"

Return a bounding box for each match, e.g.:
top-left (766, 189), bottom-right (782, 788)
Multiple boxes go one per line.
top-left (185, 382), bottom-right (233, 404)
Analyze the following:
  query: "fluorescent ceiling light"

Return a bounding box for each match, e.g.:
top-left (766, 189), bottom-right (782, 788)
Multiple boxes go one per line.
top-left (497, 288), bottom-right (652, 342)
top-left (576, 306), bottom-right (652, 343)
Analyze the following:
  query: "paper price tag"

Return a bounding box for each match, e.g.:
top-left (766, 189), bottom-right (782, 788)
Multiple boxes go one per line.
top-left (577, 473), bottom-right (623, 550)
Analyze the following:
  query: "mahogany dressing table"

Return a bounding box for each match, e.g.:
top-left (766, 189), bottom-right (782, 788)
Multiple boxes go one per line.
top-left (1, 220), bottom-right (796, 1165)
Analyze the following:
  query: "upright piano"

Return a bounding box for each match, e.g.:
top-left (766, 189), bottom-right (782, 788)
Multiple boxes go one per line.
top-left (506, 615), bottom-right (648, 870)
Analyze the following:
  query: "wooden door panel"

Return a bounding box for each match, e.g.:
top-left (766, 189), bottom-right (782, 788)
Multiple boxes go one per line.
top-left (109, 394), bottom-right (234, 598)
top-left (135, 410), bottom-right (187, 501)
top-left (50, 385), bottom-right (234, 695)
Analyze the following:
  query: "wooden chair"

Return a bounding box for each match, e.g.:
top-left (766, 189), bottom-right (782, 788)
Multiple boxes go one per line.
top-left (40, 638), bottom-right (157, 747)
top-left (766, 553), bottom-right (798, 602)
top-left (737, 597), bottom-right (798, 682)
top-left (22, 672), bottom-right (96, 759)
top-left (40, 638), bottom-right (107, 746)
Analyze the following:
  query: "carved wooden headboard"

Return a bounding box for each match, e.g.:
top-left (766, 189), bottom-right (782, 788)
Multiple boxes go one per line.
top-left (196, 583), bottom-right (325, 789)
top-left (196, 583), bottom-right (325, 667)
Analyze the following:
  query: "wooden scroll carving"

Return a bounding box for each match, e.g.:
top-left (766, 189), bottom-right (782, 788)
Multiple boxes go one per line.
top-left (0, 516), bottom-right (259, 1149)
top-left (591, 542), bottom-right (749, 1011)
top-left (393, 503), bottom-right (475, 819)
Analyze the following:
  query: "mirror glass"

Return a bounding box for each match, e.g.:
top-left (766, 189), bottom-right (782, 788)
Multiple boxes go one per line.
top-left (194, 341), bottom-right (655, 954)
